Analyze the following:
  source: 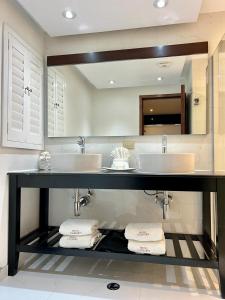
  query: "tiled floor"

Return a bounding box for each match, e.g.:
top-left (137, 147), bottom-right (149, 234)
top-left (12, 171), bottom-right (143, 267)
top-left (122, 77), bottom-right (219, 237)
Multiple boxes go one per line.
top-left (0, 254), bottom-right (221, 299)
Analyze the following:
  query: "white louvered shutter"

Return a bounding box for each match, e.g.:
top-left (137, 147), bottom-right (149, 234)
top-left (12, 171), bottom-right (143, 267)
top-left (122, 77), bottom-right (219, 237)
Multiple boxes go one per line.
top-left (48, 69), bottom-right (56, 136)
top-left (27, 53), bottom-right (43, 144)
top-left (7, 34), bottom-right (28, 142)
top-left (55, 73), bottom-right (65, 136)
top-left (3, 26), bottom-right (44, 150)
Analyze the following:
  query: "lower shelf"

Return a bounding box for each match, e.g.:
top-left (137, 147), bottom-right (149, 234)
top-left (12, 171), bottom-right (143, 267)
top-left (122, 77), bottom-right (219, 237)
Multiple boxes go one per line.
top-left (19, 226), bottom-right (218, 269)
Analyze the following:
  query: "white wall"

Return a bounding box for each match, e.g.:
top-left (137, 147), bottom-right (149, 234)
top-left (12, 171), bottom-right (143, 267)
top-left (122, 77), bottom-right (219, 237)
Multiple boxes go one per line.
top-left (0, 0), bottom-right (45, 268)
top-left (92, 85), bottom-right (179, 136)
top-left (45, 12), bottom-right (225, 235)
top-left (191, 58), bottom-right (208, 134)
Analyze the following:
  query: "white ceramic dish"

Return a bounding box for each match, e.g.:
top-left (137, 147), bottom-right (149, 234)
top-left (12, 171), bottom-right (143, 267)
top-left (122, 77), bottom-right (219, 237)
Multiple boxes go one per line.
top-left (102, 167), bottom-right (136, 172)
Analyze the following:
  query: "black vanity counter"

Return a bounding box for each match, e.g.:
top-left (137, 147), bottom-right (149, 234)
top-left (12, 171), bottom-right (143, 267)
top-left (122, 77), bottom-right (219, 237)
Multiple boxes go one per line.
top-left (8, 169), bottom-right (225, 175)
top-left (7, 169), bottom-right (225, 298)
top-left (7, 169), bottom-right (225, 192)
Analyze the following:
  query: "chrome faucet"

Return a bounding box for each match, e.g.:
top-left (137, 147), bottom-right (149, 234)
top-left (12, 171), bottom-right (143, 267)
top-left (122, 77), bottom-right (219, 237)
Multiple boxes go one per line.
top-left (74, 189), bottom-right (80, 216)
top-left (155, 191), bottom-right (173, 219)
top-left (162, 135), bottom-right (167, 154)
top-left (77, 136), bottom-right (85, 154)
top-left (73, 189), bottom-right (93, 216)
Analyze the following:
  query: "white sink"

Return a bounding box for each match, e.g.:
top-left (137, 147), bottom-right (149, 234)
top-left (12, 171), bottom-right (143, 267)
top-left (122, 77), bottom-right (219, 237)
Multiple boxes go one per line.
top-left (51, 153), bottom-right (102, 172)
top-left (138, 153), bottom-right (195, 174)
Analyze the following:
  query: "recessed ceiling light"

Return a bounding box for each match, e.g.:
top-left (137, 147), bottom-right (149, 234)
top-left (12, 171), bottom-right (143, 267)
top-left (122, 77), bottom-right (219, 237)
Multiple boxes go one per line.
top-left (62, 8), bottom-right (76, 20)
top-left (157, 76), bottom-right (163, 81)
top-left (153, 0), bottom-right (168, 9)
top-left (109, 80), bottom-right (115, 85)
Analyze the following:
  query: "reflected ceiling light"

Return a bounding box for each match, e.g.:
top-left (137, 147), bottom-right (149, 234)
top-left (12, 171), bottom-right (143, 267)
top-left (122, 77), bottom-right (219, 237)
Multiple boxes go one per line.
top-left (62, 8), bottom-right (76, 19)
top-left (150, 109), bottom-right (154, 112)
top-left (109, 80), bottom-right (115, 85)
top-left (157, 76), bottom-right (163, 81)
top-left (153, 0), bottom-right (168, 9)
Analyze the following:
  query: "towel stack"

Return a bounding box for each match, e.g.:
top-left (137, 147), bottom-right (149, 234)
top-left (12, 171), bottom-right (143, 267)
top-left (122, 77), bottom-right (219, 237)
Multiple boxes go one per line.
top-left (59, 219), bottom-right (102, 249)
top-left (125, 223), bottom-right (166, 255)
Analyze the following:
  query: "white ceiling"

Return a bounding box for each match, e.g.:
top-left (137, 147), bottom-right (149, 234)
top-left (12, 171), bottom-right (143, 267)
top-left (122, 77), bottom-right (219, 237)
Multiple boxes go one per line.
top-left (17, 0), bottom-right (204, 37)
top-left (76, 56), bottom-right (186, 89)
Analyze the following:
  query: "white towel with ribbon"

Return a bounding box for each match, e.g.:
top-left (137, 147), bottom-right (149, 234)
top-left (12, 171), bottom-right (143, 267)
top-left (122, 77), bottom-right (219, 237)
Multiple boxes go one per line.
top-left (125, 223), bottom-right (164, 242)
top-left (128, 237), bottom-right (166, 255)
top-left (59, 219), bottom-right (99, 236)
top-left (59, 231), bottom-right (102, 249)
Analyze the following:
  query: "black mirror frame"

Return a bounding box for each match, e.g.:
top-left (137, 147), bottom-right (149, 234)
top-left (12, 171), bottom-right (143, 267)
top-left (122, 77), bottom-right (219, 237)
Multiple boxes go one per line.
top-left (47, 42), bottom-right (208, 66)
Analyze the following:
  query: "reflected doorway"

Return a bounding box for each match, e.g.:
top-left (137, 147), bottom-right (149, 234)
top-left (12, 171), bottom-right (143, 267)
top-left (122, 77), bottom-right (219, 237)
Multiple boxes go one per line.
top-left (139, 85), bottom-right (186, 135)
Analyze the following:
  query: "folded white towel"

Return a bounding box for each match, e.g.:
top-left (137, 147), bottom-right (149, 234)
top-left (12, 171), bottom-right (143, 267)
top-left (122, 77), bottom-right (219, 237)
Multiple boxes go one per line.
top-left (59, 231), bottom-right (102, 249)
top-left (128, 237), bottom-right (166, 255)
top-left (125, 223), bottom-right (164, 242)
top-left (59, 219), bottom-right (99, 236)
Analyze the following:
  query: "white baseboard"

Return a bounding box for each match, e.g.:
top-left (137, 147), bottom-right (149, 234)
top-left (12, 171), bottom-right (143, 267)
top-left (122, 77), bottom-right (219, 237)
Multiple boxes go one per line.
top-left (0, 265), bottom-right (8, 281)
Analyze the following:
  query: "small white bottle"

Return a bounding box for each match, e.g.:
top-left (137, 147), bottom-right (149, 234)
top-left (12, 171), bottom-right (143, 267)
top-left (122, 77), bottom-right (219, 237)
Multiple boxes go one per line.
top-left (39, 151), bottom-right (51, 170)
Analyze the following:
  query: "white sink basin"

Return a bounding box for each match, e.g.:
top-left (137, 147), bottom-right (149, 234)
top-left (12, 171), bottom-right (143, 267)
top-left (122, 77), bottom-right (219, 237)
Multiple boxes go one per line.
top-left (138, 153), bottom-right (195, 174)
top-left (51, 153), bottom-right (102, 172)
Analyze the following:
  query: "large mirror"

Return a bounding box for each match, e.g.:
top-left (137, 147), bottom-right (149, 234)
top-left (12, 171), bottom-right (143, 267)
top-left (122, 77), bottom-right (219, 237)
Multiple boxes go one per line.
top-left (47, 43), bottom-right (208, 137)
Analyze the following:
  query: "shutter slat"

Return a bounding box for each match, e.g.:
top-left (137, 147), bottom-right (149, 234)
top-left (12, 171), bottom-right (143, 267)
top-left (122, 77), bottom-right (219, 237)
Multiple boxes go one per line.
top-left (7, 37), bottom-right (26, 142)
top-left (55, 73), bottom-right (65, 136)
top-left (48, 70), bottom-right (55, 137)
top-left (27, 54), bottom-right (43, 144)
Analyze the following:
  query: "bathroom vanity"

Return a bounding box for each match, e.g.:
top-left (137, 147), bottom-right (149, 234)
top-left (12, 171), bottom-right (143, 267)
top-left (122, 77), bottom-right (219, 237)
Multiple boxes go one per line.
top-left (7, 170), bottom-right (225, 298)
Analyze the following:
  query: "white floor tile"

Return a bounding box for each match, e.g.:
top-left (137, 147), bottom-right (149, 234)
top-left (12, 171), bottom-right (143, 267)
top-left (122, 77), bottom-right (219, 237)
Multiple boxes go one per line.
top-left (0, 271), bottom-right (56, 292)
top-left (51, 274), bottom-right (140, 299)
top-left (139, 284), bottom-right (220, 300)
top-left (0, 286), bottom-right (51, 300)
top-left (87, 280), bottom-right (141, 300)
top-left (47, 293), bottom-right (105, 300)
top-left (0, 256), bottom-right (220, 300)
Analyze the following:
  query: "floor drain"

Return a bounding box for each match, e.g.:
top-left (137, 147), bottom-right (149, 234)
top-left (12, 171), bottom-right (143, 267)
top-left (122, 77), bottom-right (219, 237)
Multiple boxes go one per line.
top-left (107, 282), bottom-right (120, 290)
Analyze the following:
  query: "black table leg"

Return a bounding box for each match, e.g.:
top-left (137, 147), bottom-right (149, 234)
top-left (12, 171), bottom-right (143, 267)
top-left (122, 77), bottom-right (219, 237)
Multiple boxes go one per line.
top-left (203, 192), bottom-right (211, 241)
top-left (39, 188), bottom-right (49, 231)
top-left (8, 175), bottom-right (21, 276)
top-left (217, 178), bottom-right (225, 299)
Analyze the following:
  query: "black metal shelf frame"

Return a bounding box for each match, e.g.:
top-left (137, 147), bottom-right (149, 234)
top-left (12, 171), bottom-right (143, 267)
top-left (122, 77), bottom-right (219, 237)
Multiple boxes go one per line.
top-left (19, 226), bottom-right (218, 269)
top-left (7, 172), bottom-right (225, 298)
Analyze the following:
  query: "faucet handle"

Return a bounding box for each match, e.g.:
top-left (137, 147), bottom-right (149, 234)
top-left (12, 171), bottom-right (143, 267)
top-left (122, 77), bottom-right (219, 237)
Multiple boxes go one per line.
top-left (77, 136), bottom-right (85, 145)
top-left (76, 136), bottom-right (86, 154)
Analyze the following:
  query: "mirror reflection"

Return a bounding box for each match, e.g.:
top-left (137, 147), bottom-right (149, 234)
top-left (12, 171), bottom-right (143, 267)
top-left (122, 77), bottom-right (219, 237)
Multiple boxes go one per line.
top-left (48, 54), bottom-right (208, 137)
